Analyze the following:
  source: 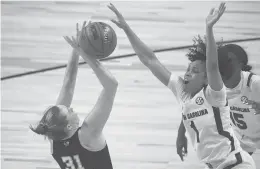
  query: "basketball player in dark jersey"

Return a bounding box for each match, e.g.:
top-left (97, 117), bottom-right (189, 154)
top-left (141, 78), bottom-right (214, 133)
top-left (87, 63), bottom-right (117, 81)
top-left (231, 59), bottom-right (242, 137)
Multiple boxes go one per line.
top-left (30, 21), bottom-right (118, 169)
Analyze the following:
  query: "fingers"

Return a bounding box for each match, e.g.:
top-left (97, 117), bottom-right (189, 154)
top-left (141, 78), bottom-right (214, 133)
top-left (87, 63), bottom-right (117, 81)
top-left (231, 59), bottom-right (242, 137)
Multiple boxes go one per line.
top-left (246, 100), bottom-right (255, 105)
top-left (63, 36), bottom-right (77, 48)
top-left (63, 36), bottom-right (72, 45)
top-left (76, 23), bottom-right (79, 35)
top-left (219, 2), bottom-right (226, 12)
top-left (209, 8), bottom-right (215, 15)
top-left (111, 19), bottom-right (121, 27)
top-left (76, 20), bottom-right (87, 42)
top-left (218, 2), bottom-right (226, 17)
top-left (107, 3), bottom-right (116, 13)
top-left (71, 36), bottom-right (78, 46)
top-left (82, 20), bottom-right (87, 31)
top-left (177, 147), bottom-right (184, 161)
top-left (108, 3), bottom-right (121, 16)
top-left (86, 19), bottom-right (91, 26)
top-left (246, 100), bottom-right (260, 115)
top-left (184, 136), bottom-right (188, 154)
top-left (76, 23), bottom-right (80, 41)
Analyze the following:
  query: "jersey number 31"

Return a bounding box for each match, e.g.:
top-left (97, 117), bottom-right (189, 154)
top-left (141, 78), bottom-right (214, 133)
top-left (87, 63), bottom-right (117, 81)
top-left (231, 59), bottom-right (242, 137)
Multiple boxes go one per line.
top-left (62, 155), bottom-right (85, 169)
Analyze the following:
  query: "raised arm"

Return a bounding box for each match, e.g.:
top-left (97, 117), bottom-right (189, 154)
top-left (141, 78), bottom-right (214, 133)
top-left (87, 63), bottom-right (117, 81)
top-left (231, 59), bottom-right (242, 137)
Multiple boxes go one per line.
top-left (55, 49), bottom-right (79, 107)
top-left (108, 3), bottom-right (171, 86)
top-left (205, 3), bottom-right (226, 91)
top-left (64, 22), bottom-right (118, 137)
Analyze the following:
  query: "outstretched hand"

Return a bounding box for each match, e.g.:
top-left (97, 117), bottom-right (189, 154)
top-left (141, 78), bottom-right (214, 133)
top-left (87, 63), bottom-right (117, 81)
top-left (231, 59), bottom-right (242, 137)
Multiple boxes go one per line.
top-left (108, 3), bottom-right (128, 30)
top-left (63, 21), bottom-right (88, 50)
top-left (176, 135), bottom-right (188, 161)
top-left (206, 2), bottom-right (226, 28)
top-left (244, 100), bottom-right (260, 115)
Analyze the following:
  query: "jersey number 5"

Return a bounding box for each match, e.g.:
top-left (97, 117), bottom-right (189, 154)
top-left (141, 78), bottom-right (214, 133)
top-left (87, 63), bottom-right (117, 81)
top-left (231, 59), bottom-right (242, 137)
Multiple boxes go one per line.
top-left (61, 155), bottom-right (85, 169)
top-left (230, 112), bottom-right (247, 130)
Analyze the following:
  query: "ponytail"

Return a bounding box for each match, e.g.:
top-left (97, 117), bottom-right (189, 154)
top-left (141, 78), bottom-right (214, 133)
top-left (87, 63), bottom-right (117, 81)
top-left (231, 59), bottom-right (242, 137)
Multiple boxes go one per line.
top-left (29, 105), bottom-right (72, 140)
top-left (29, 123), bottom-right (49, 135)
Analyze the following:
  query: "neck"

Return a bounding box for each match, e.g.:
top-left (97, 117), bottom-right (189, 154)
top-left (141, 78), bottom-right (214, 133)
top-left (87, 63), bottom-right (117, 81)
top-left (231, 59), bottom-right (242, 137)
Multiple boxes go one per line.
top-left (57, 128), bottom-right (77, 141)
top-left (224, 71), bottom-right (241, 89)
top-left (185, 85), bottom-right (204, 99)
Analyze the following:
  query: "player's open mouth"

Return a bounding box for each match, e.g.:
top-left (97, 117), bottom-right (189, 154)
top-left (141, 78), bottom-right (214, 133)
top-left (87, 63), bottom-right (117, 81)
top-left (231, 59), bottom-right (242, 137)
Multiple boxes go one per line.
top-left (184, 78), bottom-right (189, 84)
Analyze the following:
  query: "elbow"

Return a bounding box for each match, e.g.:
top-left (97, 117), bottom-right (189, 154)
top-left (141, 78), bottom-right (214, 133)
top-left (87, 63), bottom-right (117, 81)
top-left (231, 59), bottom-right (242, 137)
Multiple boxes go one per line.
top-left (137, 52), bottom-right (156, 67)
top-left (106, 77), bottom-right (118, 92)
top-left (142, 56), bottom-right (157, 68)
top-left (110, 75), bottom-right (118, 87)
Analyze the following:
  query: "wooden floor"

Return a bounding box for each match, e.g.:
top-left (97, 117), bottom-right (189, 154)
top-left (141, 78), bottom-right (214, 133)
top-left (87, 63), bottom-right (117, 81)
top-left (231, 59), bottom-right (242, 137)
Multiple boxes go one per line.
top-left (1, 1), bottom-right (260, 169)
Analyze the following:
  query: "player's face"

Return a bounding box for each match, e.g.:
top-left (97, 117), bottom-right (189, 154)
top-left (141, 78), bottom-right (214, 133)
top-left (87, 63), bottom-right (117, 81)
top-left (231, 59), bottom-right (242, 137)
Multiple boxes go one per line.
top-left (220, 52), bottom-right (241, 84)
top-left (184, 60), bottom-right (207, 94)
top-left (46, 107), bottom-right (80, 140)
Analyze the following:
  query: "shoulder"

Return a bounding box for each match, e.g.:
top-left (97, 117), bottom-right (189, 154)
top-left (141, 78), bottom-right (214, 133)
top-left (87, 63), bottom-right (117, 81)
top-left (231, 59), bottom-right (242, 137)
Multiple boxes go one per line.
top-left (78, 128), bottom-right (106, 152)
top-left (250, 73), bottom-right (260, 91)
top-left (167, 74), bottom-right (184, 92)
top-left (204, 85), bottom-right (227, 107)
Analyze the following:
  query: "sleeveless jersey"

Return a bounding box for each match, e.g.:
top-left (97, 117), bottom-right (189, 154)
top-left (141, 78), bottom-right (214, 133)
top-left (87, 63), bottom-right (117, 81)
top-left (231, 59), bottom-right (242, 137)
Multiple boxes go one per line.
top-left (227, 71), bottom-right (260, 152)
top-left (51, 128), bottom-right (113, 169)
top-left (181, 87), bottom-right (241, 166)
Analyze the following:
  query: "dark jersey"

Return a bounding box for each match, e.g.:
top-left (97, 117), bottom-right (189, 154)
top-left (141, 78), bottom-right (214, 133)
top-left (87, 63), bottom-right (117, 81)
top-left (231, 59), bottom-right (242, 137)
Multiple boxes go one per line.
top-left (52, 128), bottom-right (113, 169)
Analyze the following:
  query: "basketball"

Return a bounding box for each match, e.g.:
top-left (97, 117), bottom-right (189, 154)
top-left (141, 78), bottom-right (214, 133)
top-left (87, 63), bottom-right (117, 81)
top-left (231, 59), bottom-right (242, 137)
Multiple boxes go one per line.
top-left (80, 22), bottom-right (117, 59)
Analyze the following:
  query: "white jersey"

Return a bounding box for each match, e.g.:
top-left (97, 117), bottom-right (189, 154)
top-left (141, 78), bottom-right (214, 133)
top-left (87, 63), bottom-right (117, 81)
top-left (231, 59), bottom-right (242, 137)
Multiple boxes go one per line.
top-left (227, 71), bottom-right (260, 153)
top-left (168, 74), bottom-right (241, 167)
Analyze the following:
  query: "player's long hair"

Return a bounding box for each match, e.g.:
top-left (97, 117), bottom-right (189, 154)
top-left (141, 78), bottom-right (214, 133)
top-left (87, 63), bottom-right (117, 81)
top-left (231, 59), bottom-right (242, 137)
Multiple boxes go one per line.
top-left (221, 44), bottom-right (252, 72)
top-left (186, 35), bottom-right (207, 62)
top-left (186, 35), bottom-right (253, 78)
top-left (186, 35), bottom-right (224, 62)
top-left (30, 106), bottom-right (68, 140)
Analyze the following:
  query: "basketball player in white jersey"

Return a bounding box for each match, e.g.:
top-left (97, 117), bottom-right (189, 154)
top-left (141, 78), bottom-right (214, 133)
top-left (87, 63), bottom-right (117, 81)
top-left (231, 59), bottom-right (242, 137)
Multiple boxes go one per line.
top-left (30, 21), bottom-right (117, 169)
top-left (176, 37), bottom-right (260, 161)
top-left (219, 44), bottom-right (260, 155)
top-left (109, 2), bottom-right (255, 168)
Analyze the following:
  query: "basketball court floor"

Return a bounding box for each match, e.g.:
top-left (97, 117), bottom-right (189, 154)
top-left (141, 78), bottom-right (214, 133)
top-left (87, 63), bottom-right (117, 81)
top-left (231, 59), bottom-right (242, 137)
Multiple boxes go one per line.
top-left (1, 1), bottom-right (260, 169)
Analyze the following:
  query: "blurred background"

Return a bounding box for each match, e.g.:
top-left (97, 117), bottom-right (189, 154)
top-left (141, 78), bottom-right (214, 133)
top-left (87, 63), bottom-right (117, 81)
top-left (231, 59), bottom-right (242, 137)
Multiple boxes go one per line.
top-left (1, 1), bottom-right (260, 169)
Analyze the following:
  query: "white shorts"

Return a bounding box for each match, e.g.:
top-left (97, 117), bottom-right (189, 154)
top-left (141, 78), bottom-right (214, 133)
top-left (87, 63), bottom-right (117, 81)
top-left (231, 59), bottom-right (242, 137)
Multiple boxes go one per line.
top-left (234, 129), bottom-right (259, 153)
top-left (204, 150), bottom-right (255, 169)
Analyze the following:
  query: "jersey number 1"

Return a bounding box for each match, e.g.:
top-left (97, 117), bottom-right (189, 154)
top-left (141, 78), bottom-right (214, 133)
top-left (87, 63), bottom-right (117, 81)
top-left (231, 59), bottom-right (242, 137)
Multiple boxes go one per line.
top-left (61, 155), bottom-right (85, 169)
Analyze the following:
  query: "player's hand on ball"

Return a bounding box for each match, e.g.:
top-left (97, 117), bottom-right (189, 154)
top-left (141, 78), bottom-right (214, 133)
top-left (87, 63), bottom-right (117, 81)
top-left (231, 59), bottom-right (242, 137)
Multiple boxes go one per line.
top-left (206, 2), bottom-right (226, 28)
top-left (64, 21), bottom-right (87, 52)
top-left (108, 3), bottom-right (128, 30)
top-left (176, 135), bottom-right (188, 161)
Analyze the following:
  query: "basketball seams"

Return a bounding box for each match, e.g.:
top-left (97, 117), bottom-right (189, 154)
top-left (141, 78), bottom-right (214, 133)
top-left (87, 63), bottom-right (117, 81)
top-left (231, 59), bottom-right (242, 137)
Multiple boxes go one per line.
top-left (109, 26), bottom-right (117, 56)
top-left (85, 26), bottom-right (102, 55)
top-left (95, 22), bottom-right (104, 57)
top-left (80, 22), bottom-right (116, 59)
top-left (110, 27), bottom-right (114, 55)
top-left (111, 27), bottom-right (117, 54)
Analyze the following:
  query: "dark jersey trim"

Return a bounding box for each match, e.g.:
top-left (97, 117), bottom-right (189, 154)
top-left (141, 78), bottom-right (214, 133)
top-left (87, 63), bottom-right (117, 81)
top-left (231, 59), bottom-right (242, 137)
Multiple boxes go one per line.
top-left (223, 152), bottom-right (242, 169)
top-left (247, 72), bottom-right (254, 87)
top-left (212, 106), bottom-right (235, 152)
